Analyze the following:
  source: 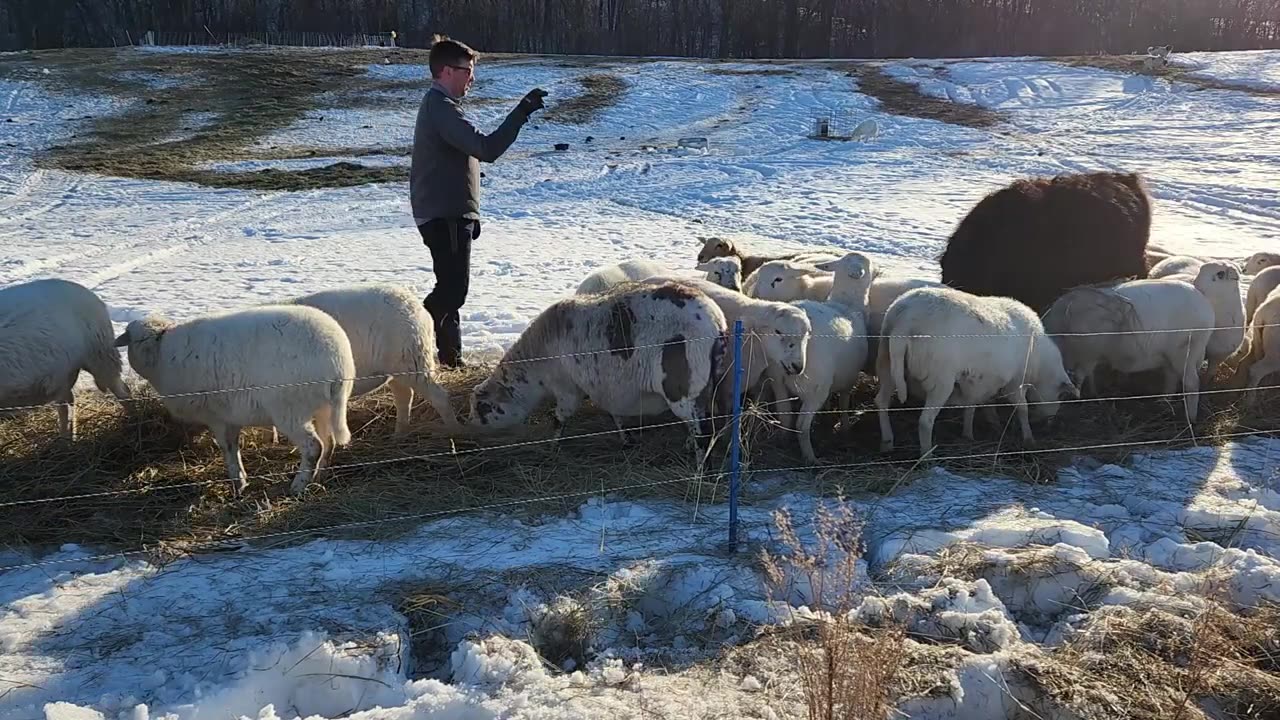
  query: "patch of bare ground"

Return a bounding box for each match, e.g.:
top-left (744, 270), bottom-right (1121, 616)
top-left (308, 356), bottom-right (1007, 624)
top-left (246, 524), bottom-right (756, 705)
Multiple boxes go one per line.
top-left (542, 73), bottom-right (629, 124)
top-left (844, 63), bottom-right (1007, 128)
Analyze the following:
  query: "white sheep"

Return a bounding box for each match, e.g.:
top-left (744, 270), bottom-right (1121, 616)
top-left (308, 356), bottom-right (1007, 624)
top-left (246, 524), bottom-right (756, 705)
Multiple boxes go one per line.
top-left (747, 259), bottom-right (835, 302)
top-left (576, 259), bottom-right (675, 296)
top-left (769, 252), bottom-right (876, 463)
top-left (875, 287), bottom-right (1077, 458)
top-left (114, 306), bottom-right (356, 496)
top-left (0, 278), bottom-right (131, 439)
top-left (281, 284), bottom-right (457, 434)
top-left (1224, 290), bottom-right (1280, 407)
top-left (1245, 252), bottom-right (1280, 276)
top-left (1148, 255), bottom-right (1205, 279)
top-left (1155, 262), bottom-right (1245, 381)
top-left (696, 237), bottom-right (839, 277)
top-left (865, 276), bottom-right (944, 373)
top-left (1042, 278), bottom-right (1214, 423)
top-left (469, 282), bottom-right (727, 450)
top-left (1246, 267), bottom-right (1280, 323)
top-left (1144, 243), bottom-right (1175, 272)
top-left (639, 275), bottom-right (812, 414)
top-left (694, 256), bottom-right (744, 292)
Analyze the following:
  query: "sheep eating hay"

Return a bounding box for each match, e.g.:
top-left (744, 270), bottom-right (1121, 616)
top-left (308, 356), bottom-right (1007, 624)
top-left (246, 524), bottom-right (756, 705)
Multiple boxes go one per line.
top-left (469, 281), bottom-right (728, 450)
top-left (939, 171), bottom-right (1152, 314)
top-left (0, 278), bottom-right (131, 439)
top-left (114, 306), bottom-right (356, 496)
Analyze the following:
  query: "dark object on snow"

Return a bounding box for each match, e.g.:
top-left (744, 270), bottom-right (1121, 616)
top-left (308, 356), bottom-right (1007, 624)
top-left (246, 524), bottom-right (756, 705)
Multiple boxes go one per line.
top-left (585, 136), bottom-right (595, 143)
top-left (554, 143), bottom-right (570, 151)
top-left (939, 171), bottom-right (1152, 314)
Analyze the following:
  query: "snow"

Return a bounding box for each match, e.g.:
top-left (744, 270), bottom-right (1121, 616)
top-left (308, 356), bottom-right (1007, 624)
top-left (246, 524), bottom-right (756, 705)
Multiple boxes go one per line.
top-left (1173, 49), bottom-right (1280, 93)
top-left (2, 48), bottom-right (1280, 719)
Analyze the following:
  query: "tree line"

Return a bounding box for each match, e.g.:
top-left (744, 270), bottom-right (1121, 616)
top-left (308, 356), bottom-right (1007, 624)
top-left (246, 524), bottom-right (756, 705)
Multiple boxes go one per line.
top-left (4, 0), bottom-right (1279, 57)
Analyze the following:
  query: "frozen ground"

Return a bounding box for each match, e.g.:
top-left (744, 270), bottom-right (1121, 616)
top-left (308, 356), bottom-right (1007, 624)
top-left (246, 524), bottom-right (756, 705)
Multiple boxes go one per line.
top-left (2, 47), bottom-right (1280, 719)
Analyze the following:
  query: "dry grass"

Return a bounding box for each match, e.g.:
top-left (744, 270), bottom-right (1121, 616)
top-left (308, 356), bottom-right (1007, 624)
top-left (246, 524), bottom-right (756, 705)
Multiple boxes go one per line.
top-left (1023, 598), bottom-right (1280, 720)
top-left (3, 364), bottom-right (1277, 554)
top-left (542, 73), bottom-right (629, 124)
top-left (1064, 54), bottom-right (1280, 97)
top-left (844, 63), bottom-right (1007, 129)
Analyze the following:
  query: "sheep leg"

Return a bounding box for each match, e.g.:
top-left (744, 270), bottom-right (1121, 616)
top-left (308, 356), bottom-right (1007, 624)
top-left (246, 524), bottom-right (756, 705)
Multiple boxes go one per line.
top-left (962, 406), bottom-right (976, 441)
top-left (796, 389), bottom-right (829, 465)
top-left (1177, 357), bottom-right (1202, 422)
top-left (1010, 384), bottom-right (1034, 446)
top-left (389, 378), bottom-right (415, 435)
top-left (282, 420), bottom-right (323, 496)
top-left (1245, 358), bottom-right (1280, 408)
top-left (917, 383), bottom-right (952, 460)
top-left (768, 365), bottom-right (795, 430)
top-left (312, 404), bottom-right (336, 479)
top-left (875, 373), bottom-right (895, 452)
top-left (55, 387), bottom-right (76, 441)
top-left (981, 405), bottom-right (1001, 431)
top-left (210, 422), bottom-right (247, 497)
top-left (550, 390), bottom-right (584, 440)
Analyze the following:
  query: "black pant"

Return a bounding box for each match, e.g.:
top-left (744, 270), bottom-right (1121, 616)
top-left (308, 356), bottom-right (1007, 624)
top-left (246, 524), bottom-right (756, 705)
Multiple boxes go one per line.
top-left (418, 218), bottom-right (478, 366)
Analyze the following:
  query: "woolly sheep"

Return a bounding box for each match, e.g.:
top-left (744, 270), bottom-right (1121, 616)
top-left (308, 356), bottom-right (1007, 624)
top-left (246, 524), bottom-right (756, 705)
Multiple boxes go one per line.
top-left (281, 284), bottom-right (457, 434)
top-left (694, 256), bottom-right (744, 292)
top-left (1148, 255), bottom-right (1206, 279)
top-left (696, 237), bottom-right (839, 277)
top-left (1245, 252), bottom-right (1280, 276)
top-left (939, 171), bottom-right (1152, 314)
top-left (1144, 243), bottom-right (1175, 272)
top-left (748, 259), bottom-right (835, 302)
top-left (865, 276), bottom-right (944, 373)
top-left (1246, 267), bottom-right (1280, 323)
top-left (875, 287), bottom-right (1077, 457)
top-left (772, 252), bottom-right (876, 464)
top-left (1224, 291), bottom-right (1280, 406)
top-left (0, 278), bottom-right (130, 439)
top-left (576, 259), bottom-right (674, 296)
top-left (114, 306), bottom-right (355, 496)
top-left (1151, 260), bottom-right (1245, 380)
top-left (469, 282), bottom-right (728, 450)
top-left (1042, 278), bottom-right (1214, 423)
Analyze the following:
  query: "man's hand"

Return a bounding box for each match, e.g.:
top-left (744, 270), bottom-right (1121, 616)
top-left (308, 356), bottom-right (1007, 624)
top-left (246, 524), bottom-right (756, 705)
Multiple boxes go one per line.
top-left (518, 88), bottom-right (548, 116)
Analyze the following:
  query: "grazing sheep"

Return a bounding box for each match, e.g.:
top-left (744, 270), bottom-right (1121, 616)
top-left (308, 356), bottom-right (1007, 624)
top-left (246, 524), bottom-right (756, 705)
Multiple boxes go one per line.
top-left (1042, 278), bottom-right (1214, 423)
top-left (1245, 252), bottom-right (1280, 276)
top-left (748, 259), bottom-right (835, 302)
top-left (0, 278), bottom-right (130, 439)
top-left (469, 282), bottom-right (727, 450)
top-left (865, 276), bottom-right (944, 373)
top-left (1223, 291), bottom-right (1280, 406)
top-left (939, 171), bottom-right (1152, 314)
top-left (694, 256), bottom-right (744, 292)
top-left (282, 284), bottom-right (457, 434)
top-left (875, 287), bottom-right (1077, 457)
top-left (1150, 260), bottom-right (1246, 380)
top-left (1246, 267), bottom-right (1280, 323)
top-left (576, 259), bottom-right (674, 296)
top-left (774, 252), bottom-right (877, 464)
top-left (114, 306), bottom-right (355, 496)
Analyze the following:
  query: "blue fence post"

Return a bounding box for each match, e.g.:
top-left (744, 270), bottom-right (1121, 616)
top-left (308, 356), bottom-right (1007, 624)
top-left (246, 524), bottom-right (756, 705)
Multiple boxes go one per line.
top-left (728, 319), bottom-right (744, 550)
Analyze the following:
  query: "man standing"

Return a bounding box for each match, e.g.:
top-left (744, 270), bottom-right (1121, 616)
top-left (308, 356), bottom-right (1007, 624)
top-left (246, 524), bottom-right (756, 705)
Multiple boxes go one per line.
top-left (411, 36), bottom-right (547, 368)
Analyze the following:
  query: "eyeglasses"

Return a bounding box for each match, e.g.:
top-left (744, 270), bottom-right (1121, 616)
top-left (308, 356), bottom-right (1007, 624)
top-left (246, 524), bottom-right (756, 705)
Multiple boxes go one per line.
top-left (448, 64), bottom-right (474, 76)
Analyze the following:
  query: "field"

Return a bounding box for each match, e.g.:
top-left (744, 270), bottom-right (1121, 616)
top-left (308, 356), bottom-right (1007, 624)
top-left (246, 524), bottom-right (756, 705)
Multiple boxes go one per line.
top-left (2, 45), bottom-right (1280, 720)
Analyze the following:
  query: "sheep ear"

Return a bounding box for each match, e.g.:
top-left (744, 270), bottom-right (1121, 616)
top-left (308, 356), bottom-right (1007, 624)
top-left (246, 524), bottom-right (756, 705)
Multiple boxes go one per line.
top-left (113, 330), bottom-right (130, 347)
top-left (812, 261), bottom-right (838, 273)
top-left (694, 262), bottom-right (712, 271)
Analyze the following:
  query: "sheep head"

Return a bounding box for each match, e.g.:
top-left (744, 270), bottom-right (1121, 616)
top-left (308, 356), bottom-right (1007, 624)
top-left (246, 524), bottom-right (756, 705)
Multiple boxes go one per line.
top-left (1193, 261), bottom-right (1241, 299)
top-left (468, 365), bottom-right (541, 429)
top-left (697, 236), bottom-right (736, 264)
top-left (113, 317), bottom-right (173, 378)
top-left (758, 304), bottom-right (811, 376)
top-left (694, 256), bottom-right (743, 291)
top-left (1244, 252), bottom-right (1280, 276)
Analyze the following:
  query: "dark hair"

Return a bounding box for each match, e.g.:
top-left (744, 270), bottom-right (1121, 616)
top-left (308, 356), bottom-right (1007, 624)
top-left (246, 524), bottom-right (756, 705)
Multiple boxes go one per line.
top-left (428, 35), bottom-right (478, 78)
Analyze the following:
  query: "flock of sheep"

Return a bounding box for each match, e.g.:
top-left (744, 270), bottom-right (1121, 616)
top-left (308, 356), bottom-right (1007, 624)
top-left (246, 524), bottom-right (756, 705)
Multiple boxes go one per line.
top-left (2, 171), bottom-right (1278, 498)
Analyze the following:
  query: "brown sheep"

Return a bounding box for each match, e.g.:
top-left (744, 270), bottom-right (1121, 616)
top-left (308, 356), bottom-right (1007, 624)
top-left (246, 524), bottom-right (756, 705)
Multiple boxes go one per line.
top-left (938, 171), bottom-right (1152, 314)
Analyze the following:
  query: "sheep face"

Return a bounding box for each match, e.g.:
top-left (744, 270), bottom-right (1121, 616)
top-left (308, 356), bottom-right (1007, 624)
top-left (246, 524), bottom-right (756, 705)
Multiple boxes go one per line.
top-left (813, 252), bottom-right (873, 282)
top-left (468, 369), bottom-right (539, 429)
top-left (1245, 252), bottom-right (1280, 276)
top-left (697, 237), bottom-right (735, 264)
top-left (113, 317), bottom-right (172, 378)
top-left (758, 307), bottom-right (811, 376)
top-left (1193, 261), bottom-right (1241, 298)
top-left (1029, 340), bottom-right (1080, 421)
top-left (695, 257), bottom-right (743, 291)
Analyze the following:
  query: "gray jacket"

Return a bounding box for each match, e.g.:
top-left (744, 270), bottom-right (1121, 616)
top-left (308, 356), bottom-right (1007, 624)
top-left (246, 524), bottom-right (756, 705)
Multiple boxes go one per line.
top-left (411, 83), bottom-right (529, 224)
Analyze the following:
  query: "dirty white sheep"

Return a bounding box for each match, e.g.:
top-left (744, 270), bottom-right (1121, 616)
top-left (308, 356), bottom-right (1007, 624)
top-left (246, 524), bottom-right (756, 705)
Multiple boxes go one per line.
top-left (469, 282), bottom-right (727, 450)
top-left (696, 237), bottom-right (838, 277)
top-left (1245, 252), bottom-right (1280, 276)
top-left (1224, 289), bottom-right (1280, 406)
top-left (1042, 278), bottom-right (1214, 423)
top-left (114, 306), bottom-right (355, 496)
top-left (576, 259), bottom-right (675, 296)
top-left (1246, 267), bottom-right (1280, 323)
top-left (1155, 261), bottom-right (1246, 382)
top-left (0, 278), bottom-right (131, 439)
top-left (876, 287), bottom-right (1077, 458)
top-left (865, 276), bottom-right (945, 373)
top-left (281, 284), bottom-right (457, 434)
top-left (694, 256), bottom-right (745, 292)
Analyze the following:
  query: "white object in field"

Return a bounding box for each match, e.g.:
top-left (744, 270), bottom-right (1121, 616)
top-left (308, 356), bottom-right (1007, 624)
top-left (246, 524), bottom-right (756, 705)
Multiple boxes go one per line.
top-left (850, 118), bottom-right (879, 141)
top-left (677, 137), bottom-right (709, 150)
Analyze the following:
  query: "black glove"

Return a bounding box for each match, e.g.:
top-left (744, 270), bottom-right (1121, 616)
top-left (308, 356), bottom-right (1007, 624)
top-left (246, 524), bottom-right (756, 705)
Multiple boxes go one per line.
top-left (518, 88), bottom-right (548, 116)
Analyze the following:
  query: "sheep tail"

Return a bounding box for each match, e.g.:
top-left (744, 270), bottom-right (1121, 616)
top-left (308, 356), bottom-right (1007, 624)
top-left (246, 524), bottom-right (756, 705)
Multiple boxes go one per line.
top-left (888, 334), bottom-right (909, 403)
top-left (86, 329), bottom-right (129, 399)
top-left (329, 378), bottom-right (353, 446)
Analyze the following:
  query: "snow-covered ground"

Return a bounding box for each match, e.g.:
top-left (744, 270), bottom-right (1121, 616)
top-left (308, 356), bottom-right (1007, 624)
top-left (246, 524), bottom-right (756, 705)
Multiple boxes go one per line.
top-left (2, 47), bottom-right (1279, 719)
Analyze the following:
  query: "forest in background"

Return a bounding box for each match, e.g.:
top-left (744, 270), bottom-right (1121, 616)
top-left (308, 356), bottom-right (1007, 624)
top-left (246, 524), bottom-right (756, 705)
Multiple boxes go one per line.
top-left (3, 0), bottom-right (1279, 58)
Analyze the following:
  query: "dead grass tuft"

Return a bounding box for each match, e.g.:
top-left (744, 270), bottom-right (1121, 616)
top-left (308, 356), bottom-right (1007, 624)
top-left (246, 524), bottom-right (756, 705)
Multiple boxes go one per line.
top-left (844, 64), bottom-right (1006, 129)
top-left (542, 73), bottom-right (628, 125)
